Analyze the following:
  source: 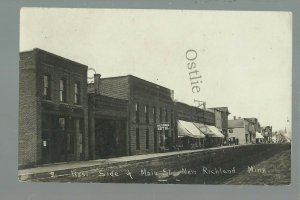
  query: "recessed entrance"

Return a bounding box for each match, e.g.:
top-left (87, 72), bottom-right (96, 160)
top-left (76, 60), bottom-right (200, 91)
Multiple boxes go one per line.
top-left (94, 118), bottom-right (126, 159)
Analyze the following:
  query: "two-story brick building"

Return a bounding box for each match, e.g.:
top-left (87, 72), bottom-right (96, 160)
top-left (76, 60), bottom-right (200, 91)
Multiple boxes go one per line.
top-left (88, 75), bottom-right (176, 155)
top-left (19, 48), bottom-right (89, 169)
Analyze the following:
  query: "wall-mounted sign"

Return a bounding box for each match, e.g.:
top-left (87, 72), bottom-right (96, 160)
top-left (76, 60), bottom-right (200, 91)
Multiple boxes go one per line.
top-left (157, 123), bottom-right (170, 130)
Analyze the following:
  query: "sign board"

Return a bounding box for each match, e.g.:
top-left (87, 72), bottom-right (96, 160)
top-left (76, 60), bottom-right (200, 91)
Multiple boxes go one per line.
top-left (157, 123), bottom-right (170, 130)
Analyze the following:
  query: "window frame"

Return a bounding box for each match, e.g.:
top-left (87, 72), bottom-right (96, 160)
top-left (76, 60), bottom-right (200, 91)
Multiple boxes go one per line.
top-left (145, 104), bottom-right (149, 124)
top-left (59, 78), bottom-right (67, 103)
top-left (135, 102), bottom-right (140, 123)
top-left (43, 74), bottom-right (51, 100)
top-left (153, 106), bottom-right (156, 123)
top-left (74, 82), bottom-right (80, 105)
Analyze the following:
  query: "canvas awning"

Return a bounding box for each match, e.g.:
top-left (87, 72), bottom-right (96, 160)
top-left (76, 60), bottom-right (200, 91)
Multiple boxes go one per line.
top-left (177, 120), bottom-right (205, 138)
top-left (193, 123), bottom-right (224, 138)
top-left (256, 132), bottom-right (264, 139)
top-left (193, 123), bottom-right (215, 137)
top-left (207, 126), bottom-right (225, 138)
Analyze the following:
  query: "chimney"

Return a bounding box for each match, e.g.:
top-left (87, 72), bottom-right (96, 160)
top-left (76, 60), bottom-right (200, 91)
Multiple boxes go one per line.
top-left (94, 74), bottom-right (101, 94)
top-left (233, 116), bottom-right (236, 120)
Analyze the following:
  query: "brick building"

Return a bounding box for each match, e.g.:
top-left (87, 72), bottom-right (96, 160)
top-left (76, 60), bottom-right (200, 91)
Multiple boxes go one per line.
top-left (175, 102), bottom-right (224, 149)
top-left (19, 48), bottom-right (88, 169)
top-left (88, 83), bottom-right (128, 159)
top-left (88, 75), bottom-right (176, 155)
top-left (19, 48), bottom-right (233, 169)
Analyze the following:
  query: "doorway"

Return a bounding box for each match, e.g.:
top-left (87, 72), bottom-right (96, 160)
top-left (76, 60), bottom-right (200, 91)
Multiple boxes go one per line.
top-left (94, 118), bottom-right (126, 159)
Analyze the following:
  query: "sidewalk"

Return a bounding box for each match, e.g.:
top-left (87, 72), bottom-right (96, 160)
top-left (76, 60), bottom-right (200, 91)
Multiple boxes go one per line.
top-left (18, 145), bottom-right (237, 181)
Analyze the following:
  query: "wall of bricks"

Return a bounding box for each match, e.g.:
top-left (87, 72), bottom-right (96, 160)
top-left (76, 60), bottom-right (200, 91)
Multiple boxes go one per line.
top-left (175, 102), bottom-right (215, 126)
top-left (99, 76), bottom-right (129, 100)
top-left (19, 50), bottom-right (42, 169)
top-left (128, 76), bottom-right (175, 155)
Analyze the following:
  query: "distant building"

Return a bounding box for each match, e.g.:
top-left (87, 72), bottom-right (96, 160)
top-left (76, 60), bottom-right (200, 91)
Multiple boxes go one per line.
top-left (228, 117), bottom-right (256, 145)
top-left (261, 126), bottom-right (273, 143)
top-left (208, 107), bottom-right (230, 142)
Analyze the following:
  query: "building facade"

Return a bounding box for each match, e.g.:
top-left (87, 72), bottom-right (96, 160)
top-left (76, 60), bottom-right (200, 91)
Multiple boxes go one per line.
top-left (88, 75), bottom-right (176, 155)
top-left (19, 49), bottom-right (89, 169)
top-left (19, 48), bottom-right (253, 169)
top-left (208, 107), bottom-right (230, 143)
top-left (175, 102), bottom-right (215, 149)
top-left (228, 117), bottom-right (256, 145)
top-left (261, 126), bottom-right (273, 143)
top-left (88, 85), bottom-right (128, 159)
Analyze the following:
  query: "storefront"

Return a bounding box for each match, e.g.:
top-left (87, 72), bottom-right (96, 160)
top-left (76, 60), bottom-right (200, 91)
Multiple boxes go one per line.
top-left (177, 120), bottom-right (205, 150)
top-left (255, 132), bottom-right (264, 144)
top-left (193, 123), bottom-right (224, 147)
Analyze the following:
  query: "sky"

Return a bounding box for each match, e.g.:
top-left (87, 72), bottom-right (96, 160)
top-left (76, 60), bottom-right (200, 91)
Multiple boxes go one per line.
top-left (20, 8), bottom-right (292, 132)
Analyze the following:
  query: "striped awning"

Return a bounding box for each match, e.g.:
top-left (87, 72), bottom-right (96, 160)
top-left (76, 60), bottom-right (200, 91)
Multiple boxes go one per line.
top-left (207, 126), bottom-right (225, 138)
top-left (193, 123), bottom-right (224, 138)
top-left (177, 120), bottom-right (205, 138)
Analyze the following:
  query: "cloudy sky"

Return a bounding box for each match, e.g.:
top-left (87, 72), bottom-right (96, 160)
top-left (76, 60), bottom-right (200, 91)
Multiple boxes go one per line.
top-left (20, 8), bottom-right (292, 132)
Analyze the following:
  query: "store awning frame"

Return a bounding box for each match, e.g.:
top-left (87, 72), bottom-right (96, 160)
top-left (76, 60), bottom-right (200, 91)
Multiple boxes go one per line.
top-left (207, 126), bottom-right (225, 138)
top-left (177, 120), bottom-right (205, 138)
top-left (193, 123), bottom-right (224, 138)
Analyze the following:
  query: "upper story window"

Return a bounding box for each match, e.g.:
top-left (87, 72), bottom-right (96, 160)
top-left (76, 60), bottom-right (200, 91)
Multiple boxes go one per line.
top-left (135, 102), bottom-right (140, 123)
top-left (165, 109), bottom-right (168, 122)
top-left (59, 79), bottom-right (66, 103)
top-left (145, 104), bottom-right (149, 123)
top-left (159, 107), bottom-right (162, 123)
top-left (43, 75), bottom-right (51, 100)
top-left (153, 106), bottom-right (156, 123)
top-left (74, 82), bottom-right (80, 105)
